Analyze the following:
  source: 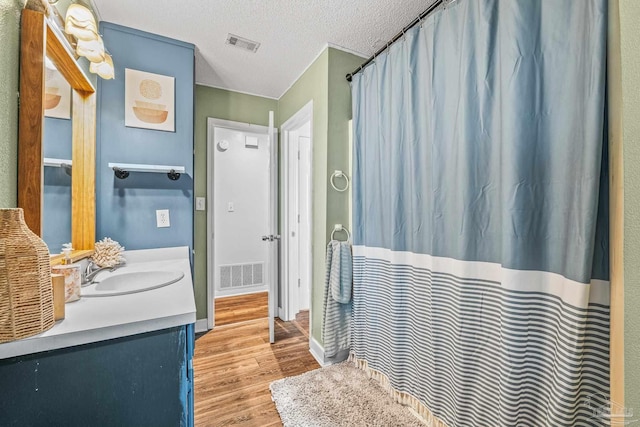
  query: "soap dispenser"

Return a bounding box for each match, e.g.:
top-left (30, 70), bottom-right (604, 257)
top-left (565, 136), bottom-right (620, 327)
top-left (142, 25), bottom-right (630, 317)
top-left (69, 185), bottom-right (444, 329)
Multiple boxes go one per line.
top-left (61, 243), bottom-right (73, 265)
top-left (51, 243), bottom-right (81, 302)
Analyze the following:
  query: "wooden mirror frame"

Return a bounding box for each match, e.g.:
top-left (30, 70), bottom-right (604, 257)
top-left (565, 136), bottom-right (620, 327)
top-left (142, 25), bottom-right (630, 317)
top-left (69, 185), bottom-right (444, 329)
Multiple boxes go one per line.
top-left (18, 9), bottom-right (96, 260)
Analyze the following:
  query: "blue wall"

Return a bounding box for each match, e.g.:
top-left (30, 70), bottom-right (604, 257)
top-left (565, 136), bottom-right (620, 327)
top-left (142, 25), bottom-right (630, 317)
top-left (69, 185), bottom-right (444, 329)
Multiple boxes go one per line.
top-left (43, 117), bottom-right (72, 253)
top-left (97, 23), bottom-right (194, 253)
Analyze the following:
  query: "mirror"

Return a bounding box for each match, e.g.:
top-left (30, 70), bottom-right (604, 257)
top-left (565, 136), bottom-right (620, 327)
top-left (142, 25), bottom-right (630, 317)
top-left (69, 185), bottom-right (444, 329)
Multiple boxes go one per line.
top-left (18, 9), bottom-right (96, 261)
top-left (43, 57), bottom-right (73, 253)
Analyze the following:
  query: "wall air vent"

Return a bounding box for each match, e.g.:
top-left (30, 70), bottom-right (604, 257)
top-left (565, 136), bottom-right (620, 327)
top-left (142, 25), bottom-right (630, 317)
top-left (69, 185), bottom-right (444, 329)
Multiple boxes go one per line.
top-left (226, 33), bottom-right (260, 53)
top-left (219, 262), bottom-right (264, 290)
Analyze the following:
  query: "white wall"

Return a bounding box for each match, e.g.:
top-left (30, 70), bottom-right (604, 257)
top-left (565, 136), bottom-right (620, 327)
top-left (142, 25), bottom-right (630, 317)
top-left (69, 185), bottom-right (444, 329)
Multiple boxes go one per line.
top-left (213, 126), bottom-right (269, 297)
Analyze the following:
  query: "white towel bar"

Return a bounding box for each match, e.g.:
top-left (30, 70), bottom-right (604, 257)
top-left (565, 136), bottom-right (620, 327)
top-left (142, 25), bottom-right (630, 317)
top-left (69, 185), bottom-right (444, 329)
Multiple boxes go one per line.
top-left (331, 224), bottom-right (351, 241)
top-left (330, 170), bottom-right (350, 192)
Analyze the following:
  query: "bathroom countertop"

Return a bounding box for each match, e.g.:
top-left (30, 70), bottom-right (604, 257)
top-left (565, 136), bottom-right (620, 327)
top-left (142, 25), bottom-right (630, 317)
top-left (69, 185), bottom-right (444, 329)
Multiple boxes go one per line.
top-left (0, 246), bottom-right (196, 360)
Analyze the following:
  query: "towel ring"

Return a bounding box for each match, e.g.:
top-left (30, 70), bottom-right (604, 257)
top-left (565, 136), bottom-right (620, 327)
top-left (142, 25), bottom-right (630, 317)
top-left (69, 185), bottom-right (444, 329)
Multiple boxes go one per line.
top-left (331, 224), bottom-right (351, 241)
top-left (330, 170), bottom-right (350, 192)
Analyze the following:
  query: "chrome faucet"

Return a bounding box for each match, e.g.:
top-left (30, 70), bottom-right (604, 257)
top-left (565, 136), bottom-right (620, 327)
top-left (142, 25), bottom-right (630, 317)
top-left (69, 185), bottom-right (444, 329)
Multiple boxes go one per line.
top-left (82, 261), bottom-right (125, 285)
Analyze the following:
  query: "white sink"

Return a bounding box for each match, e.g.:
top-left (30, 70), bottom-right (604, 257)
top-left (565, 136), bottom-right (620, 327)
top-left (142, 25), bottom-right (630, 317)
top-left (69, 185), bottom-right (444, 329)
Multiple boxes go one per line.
top-left (82, 270), bottom-right (185, 297)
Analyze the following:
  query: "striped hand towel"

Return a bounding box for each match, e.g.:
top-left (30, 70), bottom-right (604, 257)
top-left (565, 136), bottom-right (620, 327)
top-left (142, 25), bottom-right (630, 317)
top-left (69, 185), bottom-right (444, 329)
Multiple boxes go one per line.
top-left (322, 240), bottom-right (353, 358)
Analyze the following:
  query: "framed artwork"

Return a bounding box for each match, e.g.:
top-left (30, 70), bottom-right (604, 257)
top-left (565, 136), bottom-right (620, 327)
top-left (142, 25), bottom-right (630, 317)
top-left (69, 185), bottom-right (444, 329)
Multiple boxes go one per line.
top-left (44, 66), bottom-right (71, 119)
top-left (124, 68), bottom-right (175, 132)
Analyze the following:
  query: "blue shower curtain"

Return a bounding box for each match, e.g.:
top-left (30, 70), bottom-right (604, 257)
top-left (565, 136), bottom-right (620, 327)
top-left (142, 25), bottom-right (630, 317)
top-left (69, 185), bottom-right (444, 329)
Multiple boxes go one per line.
top-left (350, 1), bottom-right (609, 426)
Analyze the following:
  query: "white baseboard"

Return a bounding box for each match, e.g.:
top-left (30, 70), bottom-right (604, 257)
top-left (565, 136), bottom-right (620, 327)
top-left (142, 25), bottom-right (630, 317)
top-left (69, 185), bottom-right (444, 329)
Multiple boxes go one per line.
top-left (195, 318), bottom-right (209, 333)
top-left (215, 287), bottom-right (268, 299)
top-left (309, 336), bottom-right (327, 366)
top-left (309, 336), bottom-right (349, 367)
top-left (279, 307), bottom-right (296, 322)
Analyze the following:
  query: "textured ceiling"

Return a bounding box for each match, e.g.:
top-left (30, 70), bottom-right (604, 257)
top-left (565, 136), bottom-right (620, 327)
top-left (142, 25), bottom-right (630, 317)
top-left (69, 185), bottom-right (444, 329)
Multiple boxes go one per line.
top-left (91, 0), bottom-right (435, 99)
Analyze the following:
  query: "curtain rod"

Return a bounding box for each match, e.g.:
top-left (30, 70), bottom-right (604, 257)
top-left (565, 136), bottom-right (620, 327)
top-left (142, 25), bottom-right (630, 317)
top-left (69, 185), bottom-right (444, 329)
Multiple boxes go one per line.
top-left (346, 0), bottom-right (444, 82)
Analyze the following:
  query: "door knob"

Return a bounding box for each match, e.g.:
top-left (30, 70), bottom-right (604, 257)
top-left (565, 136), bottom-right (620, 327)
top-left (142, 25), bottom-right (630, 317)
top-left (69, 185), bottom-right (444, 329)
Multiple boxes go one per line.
top-left (261, 235), bottom-right (269, 241)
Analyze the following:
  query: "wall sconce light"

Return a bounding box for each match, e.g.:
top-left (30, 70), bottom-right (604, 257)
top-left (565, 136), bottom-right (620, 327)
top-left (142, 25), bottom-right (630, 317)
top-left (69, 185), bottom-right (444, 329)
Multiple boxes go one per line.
top-left (89, 53), bottom-right (115, 80)
top-left (76, 38), bottom-right (105, 63)
top-left (65, 4), bottom-right (115, 80)
top-left (64, 4), bottom-right (98, 41)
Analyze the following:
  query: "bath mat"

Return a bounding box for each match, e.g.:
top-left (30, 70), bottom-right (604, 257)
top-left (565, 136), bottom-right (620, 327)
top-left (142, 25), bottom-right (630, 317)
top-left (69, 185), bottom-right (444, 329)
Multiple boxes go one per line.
top-left (270, 361), bottom-right (427, 427)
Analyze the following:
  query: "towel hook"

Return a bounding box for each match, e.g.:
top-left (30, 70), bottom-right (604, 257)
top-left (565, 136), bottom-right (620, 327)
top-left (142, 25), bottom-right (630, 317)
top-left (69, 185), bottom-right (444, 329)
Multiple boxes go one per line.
top-left (330, 170), bottom-right (350, 192)
top-left (331, 224), bottom-right (350, 241)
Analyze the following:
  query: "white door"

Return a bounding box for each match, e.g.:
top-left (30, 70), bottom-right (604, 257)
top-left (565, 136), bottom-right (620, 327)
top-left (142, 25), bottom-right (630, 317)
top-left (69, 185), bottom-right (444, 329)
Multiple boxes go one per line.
top-left (297, 136), bottom-right (311, 311)
top-left (286, 130), bottom-right (300, 316)
top-left (280, 101), bottom-right (313, 329)
top-left (267, 112), bottom-right (278, 344)
top-left (206, 117), bottom-right (278, 342)
top-left (284, 121), bottom-right (312, 320)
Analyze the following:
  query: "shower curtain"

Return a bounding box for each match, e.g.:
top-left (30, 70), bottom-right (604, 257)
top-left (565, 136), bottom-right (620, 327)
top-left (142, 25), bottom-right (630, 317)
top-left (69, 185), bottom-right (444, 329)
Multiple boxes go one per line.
top-left (350, 1), bottom-right (609, 426)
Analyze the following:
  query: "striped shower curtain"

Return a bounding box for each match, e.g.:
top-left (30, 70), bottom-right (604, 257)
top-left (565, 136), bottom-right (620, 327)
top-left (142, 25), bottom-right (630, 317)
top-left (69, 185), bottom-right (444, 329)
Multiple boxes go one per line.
top-left (350, 1), bottom-right (610, 426)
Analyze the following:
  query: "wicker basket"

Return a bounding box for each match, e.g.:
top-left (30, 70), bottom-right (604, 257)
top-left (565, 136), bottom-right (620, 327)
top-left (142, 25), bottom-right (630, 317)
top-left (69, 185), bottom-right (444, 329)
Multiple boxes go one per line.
top-left (0, 208), bottom-right (54, 343)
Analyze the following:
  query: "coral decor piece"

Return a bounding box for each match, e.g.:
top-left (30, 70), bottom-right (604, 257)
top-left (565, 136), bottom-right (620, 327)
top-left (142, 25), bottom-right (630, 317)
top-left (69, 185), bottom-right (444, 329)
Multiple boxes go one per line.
top-left (91, 238), bottom-right (126, 268)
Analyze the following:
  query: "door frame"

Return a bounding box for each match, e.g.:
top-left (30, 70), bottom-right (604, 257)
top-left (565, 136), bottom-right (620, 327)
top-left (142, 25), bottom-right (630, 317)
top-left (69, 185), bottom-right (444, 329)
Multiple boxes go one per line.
top-left (280, 101), bottom-right (313, 323)
top-left (206, 117), bottom-right (278, 330)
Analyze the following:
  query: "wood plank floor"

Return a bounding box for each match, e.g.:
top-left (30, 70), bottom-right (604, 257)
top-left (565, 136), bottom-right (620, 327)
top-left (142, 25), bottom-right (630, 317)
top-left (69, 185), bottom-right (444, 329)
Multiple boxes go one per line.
top-left (291, 310), bottom-right (309, 338)
top-left (215, 292), bottom-right (268, 326)
top-left (194, 317), bottom-right (320, 427)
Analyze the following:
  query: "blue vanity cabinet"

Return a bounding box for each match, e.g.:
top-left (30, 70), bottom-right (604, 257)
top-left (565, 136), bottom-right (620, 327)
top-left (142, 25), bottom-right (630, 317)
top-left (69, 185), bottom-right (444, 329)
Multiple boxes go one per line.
top-left (0, 324), bottom-right (195, 427)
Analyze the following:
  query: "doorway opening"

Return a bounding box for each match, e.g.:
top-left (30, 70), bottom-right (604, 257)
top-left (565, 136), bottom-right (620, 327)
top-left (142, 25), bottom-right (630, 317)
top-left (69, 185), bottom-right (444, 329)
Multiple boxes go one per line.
top-left (206, 118), bottom-right (278, 339)
top-left (280, 101), bottom-right (313, 339)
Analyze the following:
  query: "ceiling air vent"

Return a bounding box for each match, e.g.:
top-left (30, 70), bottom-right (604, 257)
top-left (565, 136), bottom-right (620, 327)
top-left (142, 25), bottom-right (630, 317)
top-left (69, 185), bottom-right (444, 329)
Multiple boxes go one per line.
top-left (226, 33), bottom-right (260, 53)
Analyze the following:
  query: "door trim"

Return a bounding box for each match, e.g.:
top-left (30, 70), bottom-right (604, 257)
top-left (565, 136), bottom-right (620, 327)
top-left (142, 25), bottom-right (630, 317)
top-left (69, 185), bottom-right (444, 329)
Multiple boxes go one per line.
top-left (280, 101), bottom-right (313, 324)
top-left (206, 117), bottom-right (276, 331)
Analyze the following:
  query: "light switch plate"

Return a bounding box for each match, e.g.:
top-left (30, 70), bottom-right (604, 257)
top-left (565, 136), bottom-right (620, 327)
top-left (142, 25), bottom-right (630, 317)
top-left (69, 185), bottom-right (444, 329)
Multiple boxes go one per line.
top-left (196, 197), bottom-right (206, 211)
top-left (245, 135), bottom-right (259, 148)
top-left (156, 209), bottom-right (170, 228)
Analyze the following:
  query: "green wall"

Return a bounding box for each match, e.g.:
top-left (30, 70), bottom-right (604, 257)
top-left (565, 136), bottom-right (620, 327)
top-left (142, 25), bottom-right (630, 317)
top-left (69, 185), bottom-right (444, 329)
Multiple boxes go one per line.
top-left (620, 0), bottom-right (640, 413)
top-left (277, 47), bottom-right (364, 343)
top-left (278, 49), bottom-right (330, 343)
top-left (326, 48), bottom-right (366, 239)
top-left (0, 0), bottom-right (24, 208)
top-left (193, 85), bottom-right (277, 318)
